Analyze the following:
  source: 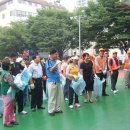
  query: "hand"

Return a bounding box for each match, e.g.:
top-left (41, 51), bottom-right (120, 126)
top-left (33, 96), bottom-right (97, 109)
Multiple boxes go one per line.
top-left (30, 84), bottom-right (35, 90)
top-left (110, 71), bottom-right (113, 75)
top-left (56, 60), bottom-right (61, 65)
top-left (73, 75), bottom-right (78, 80)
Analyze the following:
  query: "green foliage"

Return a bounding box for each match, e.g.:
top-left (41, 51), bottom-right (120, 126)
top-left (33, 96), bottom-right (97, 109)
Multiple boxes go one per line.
top-left (81, 0), bottom-right (130, 51)
top-left (27, 8), bottom-right (79, 58)
top-left (0, 22), bottom-right (29, 58)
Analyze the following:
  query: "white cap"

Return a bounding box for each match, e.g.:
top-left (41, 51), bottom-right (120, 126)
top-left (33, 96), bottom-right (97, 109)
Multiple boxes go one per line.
top-left (16, 57), bottom-right (23, 63)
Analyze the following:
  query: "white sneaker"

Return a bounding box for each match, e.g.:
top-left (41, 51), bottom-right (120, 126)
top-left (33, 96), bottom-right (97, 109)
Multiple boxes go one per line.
top-left (19, 111), bottom-right (28, 115)
top-left (75, 103), bottom-right (80, 108)
top-left (65, 98), bottom-right (68, 101)
top-left (113, 90), bottom-right (118, 94)
top-left (69, 105), bottom-right (74, 109)
top-left (84, 99), bottom-right (88, 103)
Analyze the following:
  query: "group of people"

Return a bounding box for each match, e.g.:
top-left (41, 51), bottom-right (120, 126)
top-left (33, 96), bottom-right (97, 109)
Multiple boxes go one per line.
top-left (0, 48), bottom-right (130, 127)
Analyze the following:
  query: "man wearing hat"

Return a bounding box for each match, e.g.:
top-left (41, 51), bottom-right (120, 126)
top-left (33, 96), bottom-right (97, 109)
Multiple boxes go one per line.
top-left (95, 48), bottom-right (109, 96)
top-left (123, 50), bottom-right (130, 88)
top-left (109, 51), bottom-right (120, 94)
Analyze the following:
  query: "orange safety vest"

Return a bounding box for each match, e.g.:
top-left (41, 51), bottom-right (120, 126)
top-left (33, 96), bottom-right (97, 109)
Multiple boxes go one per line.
top-left (109, 58), bottom-right (120, 71)
top-left (124, 56), bottom-right (130, 69)
top-left (95, 56), bottom-right (107, 73)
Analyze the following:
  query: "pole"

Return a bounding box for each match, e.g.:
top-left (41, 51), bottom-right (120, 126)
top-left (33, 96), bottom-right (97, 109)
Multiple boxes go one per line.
top-left (79, 15), bottom-right (81, 56)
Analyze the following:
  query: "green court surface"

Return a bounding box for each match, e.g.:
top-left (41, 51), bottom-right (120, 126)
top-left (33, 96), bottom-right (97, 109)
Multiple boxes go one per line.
top-left (0, 77), bottom-right (130, 130)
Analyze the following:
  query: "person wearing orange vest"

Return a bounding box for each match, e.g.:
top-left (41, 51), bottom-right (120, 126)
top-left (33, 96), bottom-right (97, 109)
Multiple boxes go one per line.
top-left (123, 50), bottom-right (130, 88)
top-left (109, 51), bottom-right (120, 94)
top-left (95, 48), bottom-right (109, 96)
top-left (104, 51), bottom-right (110, 86)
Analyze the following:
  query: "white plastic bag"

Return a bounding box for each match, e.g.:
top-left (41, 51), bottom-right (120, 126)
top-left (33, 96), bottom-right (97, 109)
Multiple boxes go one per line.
top-left (93, 77), bottom-right (103, 99)
top-left (71, 75), bottom-right (86, 96)
top-left (0, 96), bottom-right (4, 114)
top-left (60, 74), bottom-right (66, 88)
top-left (14, 68), bottom-right (32, 91)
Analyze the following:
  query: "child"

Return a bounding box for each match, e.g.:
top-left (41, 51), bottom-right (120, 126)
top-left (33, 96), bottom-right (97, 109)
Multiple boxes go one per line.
top-left (1, 58), bottom-right (19, 127)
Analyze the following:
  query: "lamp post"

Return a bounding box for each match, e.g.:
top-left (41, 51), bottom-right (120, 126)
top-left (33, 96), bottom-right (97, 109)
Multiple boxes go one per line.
top-left (79, 15), bottom-right (81, 56)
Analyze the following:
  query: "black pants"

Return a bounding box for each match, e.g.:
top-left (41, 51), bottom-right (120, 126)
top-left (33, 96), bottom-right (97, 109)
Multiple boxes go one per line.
top-left (67, 79), bottom-right (79, 105)
top-left (111, 70), bottom-right (119, 90)
top-left (64, 79), bottom-right (70, 99)
top-left (31, 78), bottom-right (43, 109)
top-left (96, 73), bottom-right (107, 95)
top-left (16, 90), bottom-right (24, 113)
top-left (43, 80), bottom-right (46, 94)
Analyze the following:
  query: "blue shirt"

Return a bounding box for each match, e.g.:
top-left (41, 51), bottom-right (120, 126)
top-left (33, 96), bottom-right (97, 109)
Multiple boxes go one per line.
top-left (45, 60), bottom-right (60, 82)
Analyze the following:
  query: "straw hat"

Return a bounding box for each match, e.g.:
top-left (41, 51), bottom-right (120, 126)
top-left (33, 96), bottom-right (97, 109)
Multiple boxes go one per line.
top-left (99, 48), bottom-right (105, 52)
top-left (72, 56), bottom-right (79, 60)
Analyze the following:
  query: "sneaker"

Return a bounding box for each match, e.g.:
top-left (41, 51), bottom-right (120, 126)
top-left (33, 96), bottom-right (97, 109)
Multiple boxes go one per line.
top-left (69, 105), bottom-right (74, 109)
top-left (75, 103), bottom-right (80, 107)
top-left (31, 108), bottom-right (36, 112)
top-left (84, 99), bottom-right (88, 103)
top-left (49, 112), bottom-right (55, 116)
top-left (37, 107), bottom-right (45, 109)
top-left (55, 110), bottom-right (63, 114)
top-left (11, 121), bottom-right (19, 125)
top-left (65, 98), bottom-right (68, 101)
top-left (4, 123), bottom-right (13, 127)
top-left (19, 111), bottom-right (28, 115)
top-left (113, 90), bottom-right (118, 94)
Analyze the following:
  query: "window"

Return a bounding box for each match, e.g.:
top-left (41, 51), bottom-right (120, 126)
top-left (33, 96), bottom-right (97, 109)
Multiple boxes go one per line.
top-left (0, 4), bottom-right (6, 12)
top-left (8, 0), bottom-right (13, 5)
top-left (18, 0), bottom-right (26, 4)
top-left (2, 14), bottom-right (5, 19)
top-left (28, 2), bottom-right (32, 6)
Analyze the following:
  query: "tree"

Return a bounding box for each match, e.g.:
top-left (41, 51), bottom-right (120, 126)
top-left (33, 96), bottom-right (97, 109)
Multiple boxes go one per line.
top-left (27, 8), bottom-right (79, 58)
top-left (82, 0), bottom-right (130, 51)
top-left (0, 22), bottom-right (29, 58)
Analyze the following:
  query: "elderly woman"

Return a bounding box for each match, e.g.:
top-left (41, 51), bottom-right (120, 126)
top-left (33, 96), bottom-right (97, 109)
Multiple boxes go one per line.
top-left (1, 58), bottom-right (19, 127)
top-left (66, 56), bottom-right (80, 109)
top-left (80, 53), bottom-right (95, 103)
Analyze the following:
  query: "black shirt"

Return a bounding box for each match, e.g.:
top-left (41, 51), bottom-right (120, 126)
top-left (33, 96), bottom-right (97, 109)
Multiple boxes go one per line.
top-left (80, 60), bottom-right (93, 78)
top-left (11, 62), bottom-right (24, 76)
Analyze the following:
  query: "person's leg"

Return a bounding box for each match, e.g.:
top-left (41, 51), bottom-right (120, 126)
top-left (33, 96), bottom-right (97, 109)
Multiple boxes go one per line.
top-left (111, 71), bottom-right (117, 91)
top-left (23, 86), bottom-right (29, 106)
top-left (55, 83), bottom-right (64, 112)
top-left (88, 91), bottom-right (93, 102)
top-left (114, 70), bottom-right (119, 90)
top-left (31, 81), bottom-right (37, 110)
top-left (68, 80), bottom-right (74, 106)
top-left (74, 93), bottom-right (79, 104)
top-left (37, 79), bottom-right (43, 108)
top-left (128, 71), bottom-right (130, 88)
top-left (3, 96), bottom-right (13, 125)
top-left (48, 82), bottom-right (57, 114)
top-left (17, 90), bottom-right (24, 113)
top-left (9, 100), bottom-right (16, 123)
top-left (43, 80), bottom-right (46, 94)
top-left (102, 74), bottom-right (107, 95)
top-left (64, 79), bottom-right (69, 99)
top-left (125, 71), bottom-right (129, 88)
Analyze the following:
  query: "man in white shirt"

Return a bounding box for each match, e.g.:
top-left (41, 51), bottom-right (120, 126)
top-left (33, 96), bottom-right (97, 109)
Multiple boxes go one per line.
top-left (28, 55), bottom-right (45, 112)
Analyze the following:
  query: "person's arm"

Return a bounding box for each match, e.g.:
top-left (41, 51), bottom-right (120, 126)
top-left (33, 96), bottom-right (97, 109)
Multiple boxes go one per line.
top-left (80, 63), bottom-right (84, 76)
top-left (66, 66), bottom-right (74, 79)
top-left (49, 63), bottom-right (59, 72)
top-left (109, 59), bottom-right (113, 75)
top-left (4, 73), bottom-right (18, 90)
top-left (92, 61), bottom-right (95, 75)
top-left (28, 65), bottom-right (35, 89)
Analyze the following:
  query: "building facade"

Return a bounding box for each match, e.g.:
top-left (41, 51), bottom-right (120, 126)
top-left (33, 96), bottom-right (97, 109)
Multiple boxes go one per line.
top-left (0, 0), bottom-right (64, 26)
